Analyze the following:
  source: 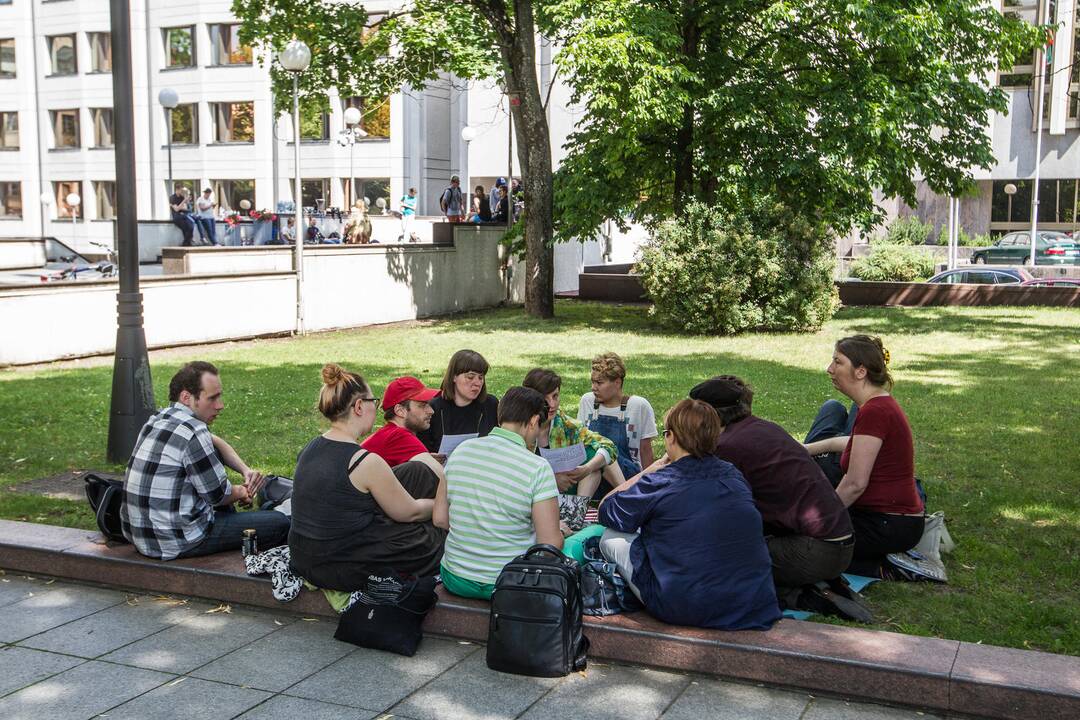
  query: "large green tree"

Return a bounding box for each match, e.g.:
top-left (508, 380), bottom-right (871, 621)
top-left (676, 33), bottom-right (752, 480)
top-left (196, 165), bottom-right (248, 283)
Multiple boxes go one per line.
top-left (233, 0), bottom-right (559, 317)
top-left (549, 0), bottom-right (1042, 241)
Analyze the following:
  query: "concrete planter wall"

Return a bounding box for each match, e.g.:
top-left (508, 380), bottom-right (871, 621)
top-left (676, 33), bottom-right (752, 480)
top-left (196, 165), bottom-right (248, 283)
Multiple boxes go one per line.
top-left (839, 281), bottom-right (1080, 307)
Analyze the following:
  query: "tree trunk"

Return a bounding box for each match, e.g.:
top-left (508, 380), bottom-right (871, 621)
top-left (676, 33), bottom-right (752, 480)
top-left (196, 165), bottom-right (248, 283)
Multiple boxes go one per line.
top-left (504, 1), bottom-right (555, 318)
top-left (673, 4), bottom-right (699, 213)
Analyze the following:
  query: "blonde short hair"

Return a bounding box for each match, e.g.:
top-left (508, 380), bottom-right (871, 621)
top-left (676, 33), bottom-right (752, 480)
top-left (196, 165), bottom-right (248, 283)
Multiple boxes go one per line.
top-left (591, 352), bottom-right (626, 382)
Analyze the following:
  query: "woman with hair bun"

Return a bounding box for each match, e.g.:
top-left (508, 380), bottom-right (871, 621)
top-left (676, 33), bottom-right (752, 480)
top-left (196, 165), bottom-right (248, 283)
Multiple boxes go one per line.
top-left (803, 335), bottom-right (925, 577)
top-left (288, 364), bottom-right (448, 590)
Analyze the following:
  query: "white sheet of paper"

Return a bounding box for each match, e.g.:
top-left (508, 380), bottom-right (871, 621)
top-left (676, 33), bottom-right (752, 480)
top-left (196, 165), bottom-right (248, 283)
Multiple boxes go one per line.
top-left (439, 432), bottom-right (478, 457)
top-left (540, 443), bottom-right (587, 474)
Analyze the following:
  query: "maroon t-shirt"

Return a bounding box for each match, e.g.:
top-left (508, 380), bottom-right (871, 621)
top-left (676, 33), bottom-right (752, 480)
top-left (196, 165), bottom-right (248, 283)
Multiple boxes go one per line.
top-left (840, 395), bottom-right (923, 514)
top-left (714, 415), bottom-right (852, 539)
top-left (360, 423), bottom-right (427, 466)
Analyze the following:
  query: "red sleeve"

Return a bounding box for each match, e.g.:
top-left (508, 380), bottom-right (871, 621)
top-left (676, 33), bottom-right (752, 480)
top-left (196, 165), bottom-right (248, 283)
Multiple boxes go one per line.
top-left (851, 400), bottom-right (890, 441)
top-left (361, 425), bottom-right (426, 466)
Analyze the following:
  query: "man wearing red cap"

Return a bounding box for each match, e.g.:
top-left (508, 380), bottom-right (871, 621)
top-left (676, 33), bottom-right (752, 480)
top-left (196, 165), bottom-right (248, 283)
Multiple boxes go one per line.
top-left (361, 376), bottom-right (441, 466)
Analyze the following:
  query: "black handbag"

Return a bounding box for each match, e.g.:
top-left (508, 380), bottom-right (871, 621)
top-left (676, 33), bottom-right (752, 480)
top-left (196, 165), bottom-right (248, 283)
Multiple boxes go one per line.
top-left (486, 544), bottom-right (589, 678)
top-left (84, 473), bottom-right (128, 544)
top-left (579, 536), bottom-right (640, 616)
top-left (334, 574), bottom-right (437, 656)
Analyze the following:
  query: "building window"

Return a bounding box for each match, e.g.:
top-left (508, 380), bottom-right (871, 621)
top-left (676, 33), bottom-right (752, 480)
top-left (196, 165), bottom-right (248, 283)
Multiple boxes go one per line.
top-left (168, 103), bottom-right (198, 144)
top-left (0, 111), bottom-right (17, 149)
top-left (0, 39), bottom-right (14, 78)
top-left (209, 24), bottom-right (251, 66)
top-left (54, 180), bottom-right (82, 219)
top-left (88, 32), bottom-right (111, 73)
top-left (211, 102), bottom-right (254, 143)
top-left (163, 26), bottom-right (195, 68)
top-left (47, 34), bottom-right (78, 76)
top-left (94, 180), bottom-right (116, 220)
top-left (51, 109), bottom-right (80, 148)
top-left (167, 178), bottom-right (200, 198)
top-left (91, 108), bottom-right (113, 147)
top-left (345, 177), bottom-right (391, 210)
top-left (294, 178), bottom-right (330, 209)
top-left (342, 96), bottom-right (390, 138)
top-left (212, 179), bottom-right (255, 213)
top-left (0, 181), bottom-right (20, 219)
top-left (991, 178), bottom-right (1080, 225)
top-left (300, 105), bottom-right (330, 141)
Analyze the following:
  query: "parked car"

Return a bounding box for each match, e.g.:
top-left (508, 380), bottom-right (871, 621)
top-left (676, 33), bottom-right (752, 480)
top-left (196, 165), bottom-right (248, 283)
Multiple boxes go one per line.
top-left (926, 268), bottom-right (1033, 285)
top-left (1019, 277), bottom-right (1080, 287)
top-left (971, 231), bottom-right (1080, 265)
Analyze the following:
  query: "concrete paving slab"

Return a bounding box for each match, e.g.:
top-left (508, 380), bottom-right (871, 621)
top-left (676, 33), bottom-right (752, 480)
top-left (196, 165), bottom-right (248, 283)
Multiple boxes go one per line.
top-left (103, 675), bottom-right (272, 720)
top-left (390, 649), bottom-right (561, 720)
top-left (518, 663), bottom-right (691, 720)
top-left (285, 637), bottom-right (477, 711)
top-left (191, 617), bottom-right (353, 693)
top-left (660, 678), bottom-right (811, 720)
top-left (237, 695), bottom-right (379, 720)
top-left (0, 659), bottom-right (171, 720)
top-left (0, 575), bottom-right (54, 608)
top-left (0, 584), bottom-right (124, 643)
top-left (802, 697), bottom-right (944, 719)
top-left (0, 646), bottom-right (84, 697)
top-left (19, 593), bottom-right (207, 657)
top-left (102, 604), bottom-right (294, 673)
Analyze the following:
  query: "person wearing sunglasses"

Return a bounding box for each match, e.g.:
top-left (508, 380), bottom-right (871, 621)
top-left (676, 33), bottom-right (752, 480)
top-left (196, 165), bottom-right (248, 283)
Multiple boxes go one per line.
top-left (288, 364), bottom-right (448, 591)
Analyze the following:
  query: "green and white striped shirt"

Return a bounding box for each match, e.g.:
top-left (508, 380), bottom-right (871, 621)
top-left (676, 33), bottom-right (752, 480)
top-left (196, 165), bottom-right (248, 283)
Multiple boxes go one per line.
top-left (441, 426), bottom-right (559, 584)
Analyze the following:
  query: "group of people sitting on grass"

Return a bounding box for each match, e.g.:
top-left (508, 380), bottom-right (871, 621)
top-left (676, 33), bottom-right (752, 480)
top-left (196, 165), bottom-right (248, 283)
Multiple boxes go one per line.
top-left (119, 336), bottom-right (925, 631)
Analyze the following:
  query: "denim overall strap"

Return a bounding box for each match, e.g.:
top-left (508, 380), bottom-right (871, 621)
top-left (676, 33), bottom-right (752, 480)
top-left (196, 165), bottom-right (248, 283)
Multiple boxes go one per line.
top-left (586, 397), bottom-right (641, 487)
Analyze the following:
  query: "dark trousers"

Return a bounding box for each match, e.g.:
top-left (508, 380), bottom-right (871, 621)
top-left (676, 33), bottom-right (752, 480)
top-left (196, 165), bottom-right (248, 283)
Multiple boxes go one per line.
top-left (767, 534), bottom-right (854, 607)
top-left (177, 506), bottom-right (290, 559)
top-left (805, 399), bottom-right (858, 487)
top-left (847, 510), bottom-right (924, 576)
top-left (171, 213), bottom-right (195, 245)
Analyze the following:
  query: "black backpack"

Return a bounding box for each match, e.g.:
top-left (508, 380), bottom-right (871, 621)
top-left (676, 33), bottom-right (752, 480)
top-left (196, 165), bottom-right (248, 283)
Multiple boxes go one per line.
top-left (486, 544), bottom-right (589, 677)
top-left (84, 473), bottom-right (128, 544)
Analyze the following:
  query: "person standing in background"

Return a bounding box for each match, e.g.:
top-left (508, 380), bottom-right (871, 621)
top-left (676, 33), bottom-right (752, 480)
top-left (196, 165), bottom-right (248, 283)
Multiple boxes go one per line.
top-left (399, 187), bottom-right (418, 242)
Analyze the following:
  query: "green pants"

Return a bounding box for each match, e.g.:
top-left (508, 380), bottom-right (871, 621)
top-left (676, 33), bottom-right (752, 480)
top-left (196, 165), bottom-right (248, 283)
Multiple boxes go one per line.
top-left (563, 524), bottom-right (607, 564)
top-left (440, 565), bottom-right (496, 600)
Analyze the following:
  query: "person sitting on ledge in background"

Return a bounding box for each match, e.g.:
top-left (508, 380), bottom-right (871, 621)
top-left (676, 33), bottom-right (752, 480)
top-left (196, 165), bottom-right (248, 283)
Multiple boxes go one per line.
top-left (521, 368), bottom-right (624, 499)
top-left (168, 185), bottom-right (195, 247)
top-left (289, 364), bottom-right (447, 589)
top-left (690, 375), bottom-right (854, 608)
top-left (418, 349), bottom-right (500, 460)
top-left (120, 361), bottom-right (290, 560)
top-left (436, 386), bottom-right (563, 600)
top-left (361, 376), bottom-right (443, 467)
top-left (597, 399), bottom-right (781, 630)
top-left (304, 215), bottom-right (324, 244)
top-left (803, 335), bottom-right (925, 578)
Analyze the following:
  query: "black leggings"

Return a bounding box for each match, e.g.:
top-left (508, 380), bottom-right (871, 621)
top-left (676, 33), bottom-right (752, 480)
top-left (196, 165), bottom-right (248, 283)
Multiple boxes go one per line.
top-left (847, 509), bottom-right (924, 576)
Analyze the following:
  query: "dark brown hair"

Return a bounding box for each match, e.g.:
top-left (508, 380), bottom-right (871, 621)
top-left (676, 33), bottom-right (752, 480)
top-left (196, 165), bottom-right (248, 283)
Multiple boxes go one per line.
top-left (689, 375), bottom-right (753, 426)
top-left (439, 349), bottom-right (490, 404)
top-left (318, 363), bottom-right (370, 421)
top-left (664, 399), bottom-right (722, 458)
top-left (169, 361), bottom-right (219, 402)
top-left (522, 368), bottom-right (562, 396)
top-left (835, 335), bottom-right (893, 390)
top-left (497, 386), bottom-right (548, 426)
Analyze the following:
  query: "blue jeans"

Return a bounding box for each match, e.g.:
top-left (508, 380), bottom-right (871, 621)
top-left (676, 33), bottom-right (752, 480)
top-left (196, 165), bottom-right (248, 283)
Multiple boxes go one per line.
top-left (805, 399), bottom-right (858, 487)
top-left (176, 506), bottom-right (290, 559)
top-left (194, 216), bottom-right (217, 244)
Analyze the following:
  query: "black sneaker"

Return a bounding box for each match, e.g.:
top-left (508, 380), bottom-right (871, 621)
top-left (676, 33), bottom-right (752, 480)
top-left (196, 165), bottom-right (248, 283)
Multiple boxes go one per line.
top-left (797, 582), bottom-right (875, 623)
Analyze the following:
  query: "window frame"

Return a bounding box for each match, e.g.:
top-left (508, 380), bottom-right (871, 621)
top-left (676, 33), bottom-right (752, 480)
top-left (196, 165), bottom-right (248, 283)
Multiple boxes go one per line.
top-left (0, 181), bottom-right (21, 220)
top-left (46, 33), bottom-right (78, 77)
top-left (53, 180), bottom-right (82, 220)
top-left (0, 38), bottom-right (15, 78)
top-left (0, 110), bottom-right (18, 150)
top-left (208, 23), bottom-right (252, 66)
top-left (211, 178), bottom-right (255, 213)
top-left (94, 180), bottom-right (116, 221)
top-left (210, 101), bottom-right (255, 144)
top-left (166, 102), bottom-right (199, 145)
top-left (87, 31), bottom-right (112, 73)
top-left (50, 108), bottom-right (81, 149)
top-left (341, 96), bottom-right (391, 139)
top-left (90, 107), bottom-right (113, 148)
top-left (162, 26), bottom-right (196, 69)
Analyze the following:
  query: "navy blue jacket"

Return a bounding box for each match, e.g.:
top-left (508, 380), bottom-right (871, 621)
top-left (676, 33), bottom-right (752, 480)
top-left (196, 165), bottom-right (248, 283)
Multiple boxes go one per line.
top-left (598, 454), bottom-right (780, 630)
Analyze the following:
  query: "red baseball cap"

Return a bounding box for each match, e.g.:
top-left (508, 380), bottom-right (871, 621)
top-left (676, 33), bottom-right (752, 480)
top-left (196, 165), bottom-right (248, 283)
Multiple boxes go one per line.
top-left (382, 376), bottom-right (439, 409)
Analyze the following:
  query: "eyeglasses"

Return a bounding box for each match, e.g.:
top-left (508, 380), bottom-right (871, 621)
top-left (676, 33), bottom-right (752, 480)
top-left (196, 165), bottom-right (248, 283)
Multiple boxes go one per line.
top-left (360, 396), bottom-right (381, 410)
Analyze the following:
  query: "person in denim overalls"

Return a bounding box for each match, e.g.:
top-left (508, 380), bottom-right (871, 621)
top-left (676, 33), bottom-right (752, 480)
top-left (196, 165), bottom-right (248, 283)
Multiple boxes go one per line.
top-left (577, 353), bottom-right (658, 501)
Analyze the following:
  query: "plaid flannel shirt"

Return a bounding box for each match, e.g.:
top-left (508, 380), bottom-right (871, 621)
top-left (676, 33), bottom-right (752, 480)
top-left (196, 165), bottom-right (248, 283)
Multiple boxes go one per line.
top-left (120, 403), bottom-right (230, 560)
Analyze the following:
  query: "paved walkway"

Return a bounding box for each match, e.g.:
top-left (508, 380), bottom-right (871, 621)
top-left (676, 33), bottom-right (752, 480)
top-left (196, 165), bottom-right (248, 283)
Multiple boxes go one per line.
top-left (0, 574), bottom-right (951, 720)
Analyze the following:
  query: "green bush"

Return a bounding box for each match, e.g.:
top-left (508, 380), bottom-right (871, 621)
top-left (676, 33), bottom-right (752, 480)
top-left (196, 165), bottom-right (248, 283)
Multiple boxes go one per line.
top-left (875, 216), bottom-right (934, 245)
top-left (636, 199), bottom-right (838, 335)
top-left (850, 245), bottom-right (936, 282)
top-left (936, 226), bottom-right (991, 247)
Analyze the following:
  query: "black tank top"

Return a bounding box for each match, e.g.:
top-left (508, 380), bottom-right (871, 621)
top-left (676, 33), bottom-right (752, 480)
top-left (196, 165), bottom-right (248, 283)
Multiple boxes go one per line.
top-left (291, 436), bottom-right (376, 541)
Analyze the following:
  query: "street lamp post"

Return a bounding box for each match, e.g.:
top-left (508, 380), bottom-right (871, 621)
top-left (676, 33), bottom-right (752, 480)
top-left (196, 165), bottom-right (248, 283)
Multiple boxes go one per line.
top-left (279, 39), bottom-right (311, 335)
top-left (107, 0), bottom-right (155, 462)
top-left (460, 125), bottom-right (478, 219)
top-left (341, 106), bottom-right (365, 207)
top-left (66, 192), bottom-right (80, 246)
top-left (158, 88), bottom-right (179, 193)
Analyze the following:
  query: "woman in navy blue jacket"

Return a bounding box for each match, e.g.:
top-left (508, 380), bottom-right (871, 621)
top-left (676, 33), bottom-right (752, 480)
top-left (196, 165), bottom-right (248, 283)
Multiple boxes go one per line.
top-left (597, 399), bottom-right (780, 630)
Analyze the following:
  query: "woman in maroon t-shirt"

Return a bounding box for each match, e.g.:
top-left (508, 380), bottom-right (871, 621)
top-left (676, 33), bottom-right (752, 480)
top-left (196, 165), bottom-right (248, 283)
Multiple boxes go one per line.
top-left (803, 335), bottom-right (924, 577)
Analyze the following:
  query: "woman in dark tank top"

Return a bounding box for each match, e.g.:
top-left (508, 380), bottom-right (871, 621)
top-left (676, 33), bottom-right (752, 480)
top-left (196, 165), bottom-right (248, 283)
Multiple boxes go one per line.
top-left (289, 364), bottom-right (448, 590)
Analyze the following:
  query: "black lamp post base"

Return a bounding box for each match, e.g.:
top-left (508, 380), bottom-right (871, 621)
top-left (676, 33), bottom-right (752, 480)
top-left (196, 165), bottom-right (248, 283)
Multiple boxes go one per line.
top-left (106, 291), bottom-right (155, 464)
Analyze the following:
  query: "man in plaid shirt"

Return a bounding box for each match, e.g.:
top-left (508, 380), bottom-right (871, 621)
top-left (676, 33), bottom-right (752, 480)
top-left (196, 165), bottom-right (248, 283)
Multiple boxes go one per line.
top-left (121, 361), bottom-right (290, 560)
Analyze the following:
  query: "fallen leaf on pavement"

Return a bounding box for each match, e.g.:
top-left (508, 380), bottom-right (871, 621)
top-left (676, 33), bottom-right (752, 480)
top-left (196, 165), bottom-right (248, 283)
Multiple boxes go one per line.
top-left (206, 603), bottom-right (233, 614)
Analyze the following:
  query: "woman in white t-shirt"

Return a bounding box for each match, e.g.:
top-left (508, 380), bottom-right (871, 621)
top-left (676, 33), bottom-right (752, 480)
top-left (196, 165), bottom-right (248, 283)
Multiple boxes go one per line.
top-left (577, 352), bottom-right (658, 500)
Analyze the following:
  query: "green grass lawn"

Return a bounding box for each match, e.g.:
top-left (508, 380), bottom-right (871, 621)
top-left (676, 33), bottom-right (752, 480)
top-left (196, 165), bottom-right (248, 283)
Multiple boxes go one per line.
top-left (1, 301), bottom-right (1078, 655)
